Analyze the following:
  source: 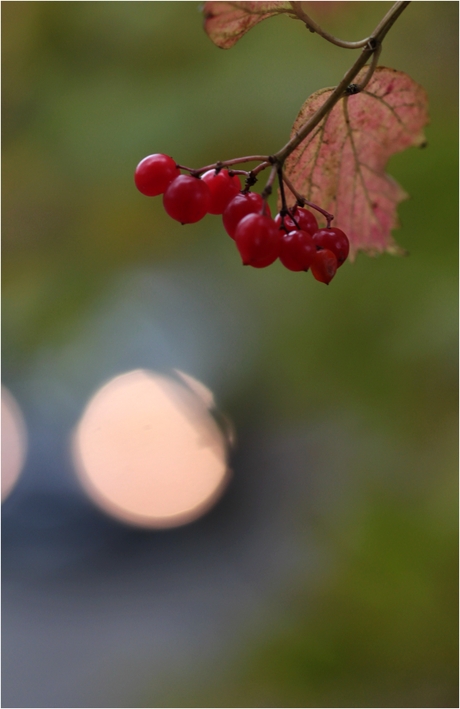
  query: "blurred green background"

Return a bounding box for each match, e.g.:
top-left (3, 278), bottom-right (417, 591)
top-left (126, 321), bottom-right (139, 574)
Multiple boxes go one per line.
top-left (2, 2), bottom-right (458, 707)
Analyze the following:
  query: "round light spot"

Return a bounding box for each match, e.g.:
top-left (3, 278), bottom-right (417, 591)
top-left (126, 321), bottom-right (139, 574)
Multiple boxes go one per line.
top-left (72, 370), bottom-right (230, 528)
top-left (2, 385), bottom-right (27, 501)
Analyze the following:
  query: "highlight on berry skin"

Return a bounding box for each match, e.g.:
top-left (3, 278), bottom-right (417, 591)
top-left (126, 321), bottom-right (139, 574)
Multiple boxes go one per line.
top-left (223, 192), bottom-right (268, 239)
top-left (279, 229), bottom-right (316, 272)
top-left (163, 174), bottom-right (211, 224)
top-left (234, 213), bottom-right (280, 268)
top-left (134, 153), bottom-right (180, 196)
top-left (134, 153), bottom-right (350, 282)
top-left (202, 169), bottom-right (241, 215)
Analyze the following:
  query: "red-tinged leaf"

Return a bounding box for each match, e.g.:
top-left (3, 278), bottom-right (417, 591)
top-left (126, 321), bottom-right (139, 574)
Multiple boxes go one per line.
top-left (203, 2), bottom-right (295, 49)
top-left (281, 67), bottom-right (429, 259)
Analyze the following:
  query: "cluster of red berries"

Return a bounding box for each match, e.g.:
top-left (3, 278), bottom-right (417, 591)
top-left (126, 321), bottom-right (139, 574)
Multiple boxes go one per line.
top-left (134, 153), bottom-right (350, 284)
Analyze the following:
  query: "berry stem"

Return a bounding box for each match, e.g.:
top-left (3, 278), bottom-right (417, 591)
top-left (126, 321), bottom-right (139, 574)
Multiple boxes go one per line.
top-left (228, 169), bottom-right (252, 176)
top-left (243, 171), bottom-right (258, 193)
top-left (252, 161), bottom-right (272, 176)
top-left (176, 155), bottom-right (270, 176)
top-left (261, 164), bottom-right (278, 201)
top-left (277, 167), bottom-right (289, 215)
top-left (282, 173), bottom-right (334, 227)
top-left (277, 168), bottom-right (300, 230)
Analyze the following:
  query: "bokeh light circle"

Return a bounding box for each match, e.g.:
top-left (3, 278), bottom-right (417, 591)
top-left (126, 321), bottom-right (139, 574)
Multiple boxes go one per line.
top-left (2, 385), bottom-right (28, 501)
top-left (72, 370), bottom-right (230, 528)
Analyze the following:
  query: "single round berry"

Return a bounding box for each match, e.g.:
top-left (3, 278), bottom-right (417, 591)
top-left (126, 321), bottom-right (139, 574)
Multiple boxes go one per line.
top-left (223, 192), bottom-right (271, 239)
top-left (134, 154), bottom-right (180, 197)
top-left (234, 213), bottom-right (280, 268)
top-left (279, 230), bottom-right (316, 272)
top-left (312, 227), bottom-right (349, 266)
top-left (275, 206), bottom-right (318, 236)
top-left (163, 175), bottom-right (211, 224)
top-left (201, 169), bottom-right (241, 215)
top-left (310, 248), bottom-right (338, 284)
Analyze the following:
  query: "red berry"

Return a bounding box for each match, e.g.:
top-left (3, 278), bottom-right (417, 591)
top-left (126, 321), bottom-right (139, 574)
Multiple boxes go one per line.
top-left (310, 248), bottom-right (338, 284)
top-left (201, 169), bottom-right (241, 215)
top-left (163, 175), bottom-right (211, 224)
top-left (312, 227), bottom-right (349, 266)
top-left (222, 192), bottom-right (271, 239)
top-left (275, 206), bottom-right (318, 236)
top-left (279, 230), bottom-right (316, 272)
top-left (134, 154), bottom-right (180, 196)
top-left (234, 214), bottom-right (280, 268)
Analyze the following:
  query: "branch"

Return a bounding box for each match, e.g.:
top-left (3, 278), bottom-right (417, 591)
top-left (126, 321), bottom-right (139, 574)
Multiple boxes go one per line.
top-left (183, 2), bottom-right (410, 197)
top-left (289, 2), bottom-right (371, 49)
top-left (274, 1), bottom-right (410, 165)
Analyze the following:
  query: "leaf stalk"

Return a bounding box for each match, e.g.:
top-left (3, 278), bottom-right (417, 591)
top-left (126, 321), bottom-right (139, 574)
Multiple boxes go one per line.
top-left (289, 2), bottom-right (371, 49)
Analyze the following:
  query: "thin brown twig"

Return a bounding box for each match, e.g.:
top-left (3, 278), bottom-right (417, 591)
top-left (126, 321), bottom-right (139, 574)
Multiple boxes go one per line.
top-left (176, 155), bottom-right (269, 175)
top-left (355, 42), bottom-right (382, 92)
top-left (282, 173), bottom-right (334, 226)
top-left (274, 1), bottom-right (410, 165)
top-left (178, 1), bottom-right (410, 199)
top-left (289, 2), bottom-right (371, 49)
top-left (261, 164), bottom-right (278, 200)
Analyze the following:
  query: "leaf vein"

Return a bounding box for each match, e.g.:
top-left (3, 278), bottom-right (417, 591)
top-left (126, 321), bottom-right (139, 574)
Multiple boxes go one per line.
top-left (343, 98), bottom-right (382, 231)
top-left (361, 91), bottom-right (424, 134)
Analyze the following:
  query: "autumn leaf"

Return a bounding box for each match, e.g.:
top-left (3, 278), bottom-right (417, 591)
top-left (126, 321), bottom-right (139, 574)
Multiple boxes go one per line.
top-left (203, 2), bottom-right (296, 49)
top-left (281, 67), bottom-right (429, 259)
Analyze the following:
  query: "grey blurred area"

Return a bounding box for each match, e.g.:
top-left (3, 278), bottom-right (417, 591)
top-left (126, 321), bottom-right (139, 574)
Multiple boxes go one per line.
top-left (1, 259), bottom-right (330, 706)
top-left (2, 265), bottom-right (348, 708)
